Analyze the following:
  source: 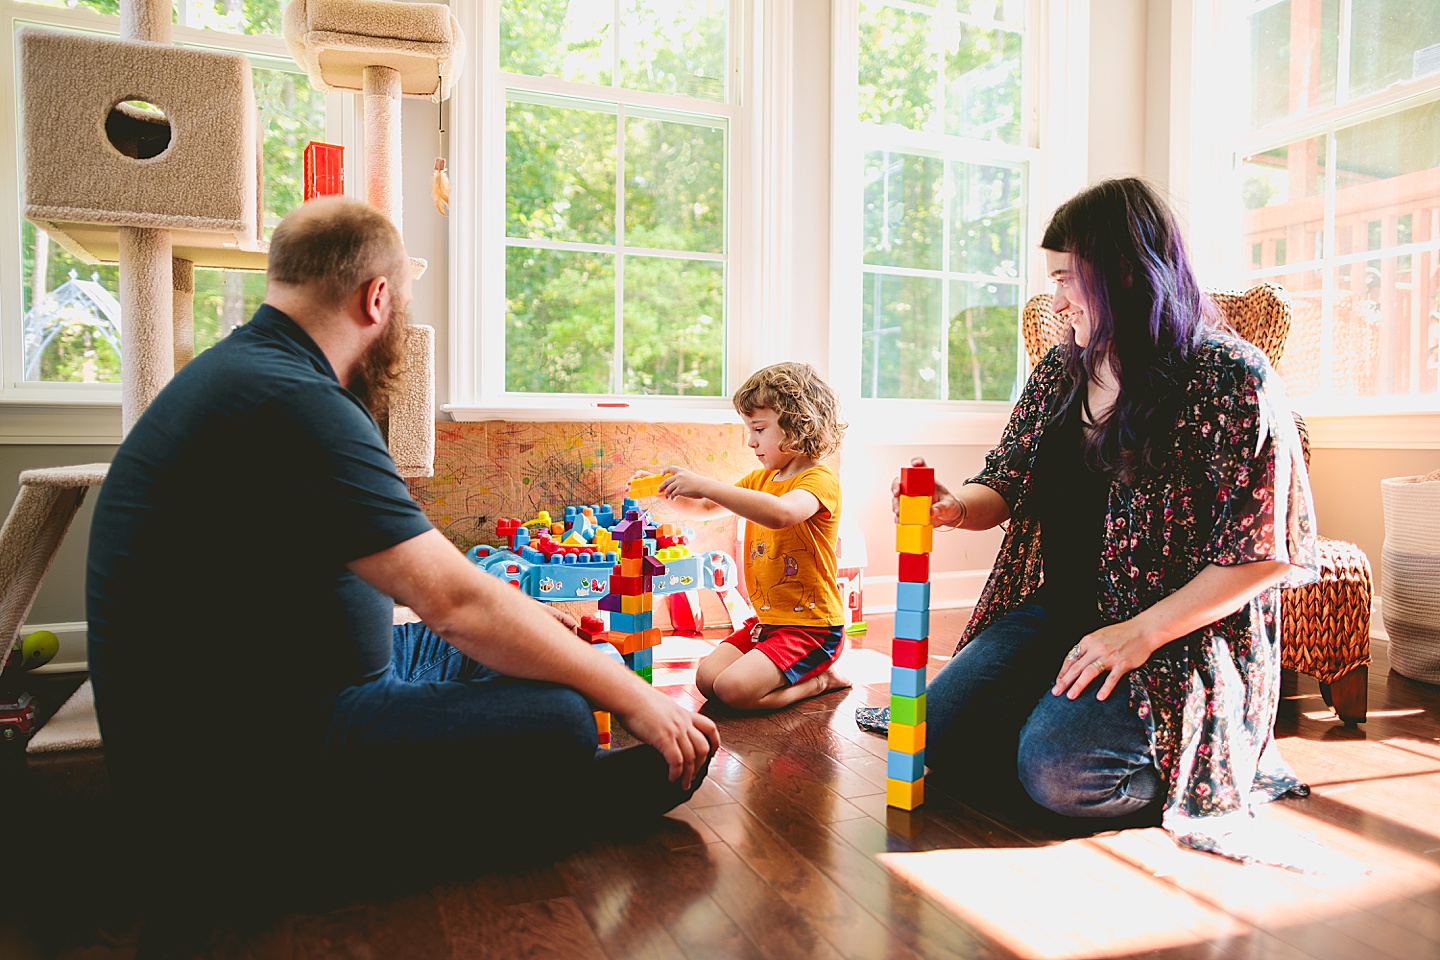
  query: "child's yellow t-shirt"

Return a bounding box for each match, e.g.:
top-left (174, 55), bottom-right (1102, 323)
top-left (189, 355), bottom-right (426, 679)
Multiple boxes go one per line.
top-left (737, 465), bottom-right (844, 628)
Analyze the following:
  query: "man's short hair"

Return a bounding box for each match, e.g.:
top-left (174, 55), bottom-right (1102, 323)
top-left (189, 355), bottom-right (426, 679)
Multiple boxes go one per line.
top-left (267, 197), bottom-right (407, 306)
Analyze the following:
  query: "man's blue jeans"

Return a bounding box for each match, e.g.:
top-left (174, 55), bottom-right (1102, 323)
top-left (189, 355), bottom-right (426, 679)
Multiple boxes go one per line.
top-left (322, 622), bottom-right (708, 842)
top-left (925, 603), bottom-right (1161, 819)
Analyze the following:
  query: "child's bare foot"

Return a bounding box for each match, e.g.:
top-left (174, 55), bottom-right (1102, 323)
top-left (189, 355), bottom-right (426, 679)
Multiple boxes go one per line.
top-left (814, 668), bottom-right (853, 695)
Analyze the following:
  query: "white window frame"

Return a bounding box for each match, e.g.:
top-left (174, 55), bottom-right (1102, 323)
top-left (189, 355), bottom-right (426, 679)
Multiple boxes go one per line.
top-left (828, 0), bottom-right (1089, 446)
top-left (0, 0), bottom-right (349, 440)
top-left (446, 0), bottom-right (776, 424)
top-left (1187, 0), bottom-right (1440, 448)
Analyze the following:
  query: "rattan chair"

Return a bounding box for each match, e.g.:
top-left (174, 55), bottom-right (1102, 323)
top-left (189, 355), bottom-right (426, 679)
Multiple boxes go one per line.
top-left (1021, 285), bottom-right (1371, 725)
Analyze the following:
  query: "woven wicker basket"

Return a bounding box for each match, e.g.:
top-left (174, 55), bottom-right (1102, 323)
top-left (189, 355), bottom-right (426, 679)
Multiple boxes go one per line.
top-left (1380, 475), bottom-right (1440, 684)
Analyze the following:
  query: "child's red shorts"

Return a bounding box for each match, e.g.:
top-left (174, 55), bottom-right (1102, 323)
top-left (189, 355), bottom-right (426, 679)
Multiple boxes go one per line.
top-left (722, 616), bottom-right (846, 685)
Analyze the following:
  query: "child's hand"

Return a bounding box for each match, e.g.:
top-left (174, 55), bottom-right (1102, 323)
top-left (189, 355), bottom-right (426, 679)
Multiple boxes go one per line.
top-left (658, 465), bottom-right (713, 501)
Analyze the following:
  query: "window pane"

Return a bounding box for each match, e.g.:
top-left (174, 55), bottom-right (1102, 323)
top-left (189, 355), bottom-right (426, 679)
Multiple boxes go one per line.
top-left (1334, 101), bottom-right (1440, 259)
top-left (1239, 136), bottom-right (1328, 275)
top-left (255, 65), bottom-right (327, 239)
top-left (953, 1), bottom-right (1023, 28)
top-left (620, 0), bottom-right (727, 101)
top-left (18, 1), bottom-right (119, 14)
top-left (947, 280), bottom-right (1019, 401)
top-left (1264, 268), bottom-right (1326, 399)
top-left (624, 116), bottom-right (724, 252)
top-left (500, 0), bottom-right (613, 85)
top-left (1333, 255), bottom-right (1439, 398)
top-left (944, 20), bottom-right (1022, 143)
top-left (21, 222), bottom-right (121, 383)
top-left (193, 269), bottom-right (265, 354)
top-left (861, 271), bottom-right (942, 400)
top-left (864, 150), bottom-right (943, 270)
top-left (506, 99), bottom-right (617, 244)
top-left (177, 1), bottom-right (283, 35)
top-left (1349, 0), bottom-right (1440, 99)
top-left (506, 247), bottom-right (615, 393)
top-left (858, 2), bottom-right (936, 131)
top-left (622, 256), bottom-right (723, 396)
top-left (950, 160), bottom-right (1024, 277)
top-left (1249, 0), bottom-right (1338, 129)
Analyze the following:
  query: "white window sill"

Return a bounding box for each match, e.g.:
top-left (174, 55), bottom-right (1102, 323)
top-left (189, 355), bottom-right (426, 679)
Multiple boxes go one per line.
top-left (1301, 411), bottom-right (1440, 449)
top-left (443, 399), bottom-right (741, 425)
top-left (0, 398), bottom-right (122, 444)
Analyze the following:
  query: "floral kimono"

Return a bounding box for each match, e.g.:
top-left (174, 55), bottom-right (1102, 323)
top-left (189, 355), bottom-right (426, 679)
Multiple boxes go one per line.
top-left (963, 332), bottom-right (1319, 862)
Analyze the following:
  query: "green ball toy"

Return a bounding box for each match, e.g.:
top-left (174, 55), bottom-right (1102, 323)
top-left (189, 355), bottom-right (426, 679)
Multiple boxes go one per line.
top-left (20, 630), bottom-right (59, 670)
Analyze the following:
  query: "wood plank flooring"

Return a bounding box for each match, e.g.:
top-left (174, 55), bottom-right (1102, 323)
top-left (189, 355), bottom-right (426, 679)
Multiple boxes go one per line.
top-left (3, 609), bottom-right (1438, 960)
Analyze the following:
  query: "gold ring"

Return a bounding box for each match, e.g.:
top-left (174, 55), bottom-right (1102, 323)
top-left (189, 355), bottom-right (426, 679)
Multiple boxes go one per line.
top-left (1090, 659), bottom-right (1107, 672)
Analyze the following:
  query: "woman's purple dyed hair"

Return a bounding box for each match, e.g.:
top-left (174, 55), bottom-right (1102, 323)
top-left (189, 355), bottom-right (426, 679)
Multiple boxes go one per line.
top-left (1041, 178), bottom-right (1218, 479)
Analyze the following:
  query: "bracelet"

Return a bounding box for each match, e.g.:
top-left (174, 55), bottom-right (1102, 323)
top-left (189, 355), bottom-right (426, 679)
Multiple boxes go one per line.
top-left (936, 499), bottom-right (967, 530)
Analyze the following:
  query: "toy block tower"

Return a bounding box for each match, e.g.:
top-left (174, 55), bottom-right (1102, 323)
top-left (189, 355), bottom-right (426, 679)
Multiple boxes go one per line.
top-left (889, 465), bottom-right (934, 810)
top-left (597, 509), bottom-right (664, 683)
top-left (577, 614), bottom-right (619, 749)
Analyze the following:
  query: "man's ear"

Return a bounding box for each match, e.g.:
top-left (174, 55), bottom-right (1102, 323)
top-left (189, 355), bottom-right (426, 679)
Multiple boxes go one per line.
top-left (362, 275), bottom-right (390, 325)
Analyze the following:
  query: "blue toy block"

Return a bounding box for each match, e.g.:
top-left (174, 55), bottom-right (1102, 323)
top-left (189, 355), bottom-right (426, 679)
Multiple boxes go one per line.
top-left (890, 665), bottom-right (927, 698)
top-left (609, 610), bottom-right (653, 633)
top-left (513, 526), bottom-right (530, 549)
top-left (887, 749), bottom-right (926, 781)
top-left (596, 504), bottom-right (615, 528)
top-left (621, 497), bottom-right (638, 516)
top-left (631, 646), bottom-right (654, 669)
top-left (895, 580), bottom-right (931, 613)
top-left (520, 546), bottom-right (545, 564)
top-left (893, 608), bottom-right (930, 641)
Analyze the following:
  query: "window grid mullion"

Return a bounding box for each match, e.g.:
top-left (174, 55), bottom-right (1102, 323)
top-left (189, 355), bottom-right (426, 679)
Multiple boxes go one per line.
top-left (614, 106), bottom-right (626, 395)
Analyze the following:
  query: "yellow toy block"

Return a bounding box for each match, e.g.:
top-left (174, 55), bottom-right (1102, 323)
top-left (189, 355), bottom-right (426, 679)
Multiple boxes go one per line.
top-left (886, 777), bottom-right (924, 810)
top-left (593, 529), bottom-right (615, 554)
top-left (627, 472), bottom-right (672, 498)
top-left (593, 711), bottom-right (610, 734)
top-left (896, 523), bottom-right (933, 555)
top-left (898, 495), bottom-right (932, 526)
top-left (562, 530), bottom-right (587, 546)
top-left (619, 592), bottom-right (652, 614)
top-left (620, 556), bottom-right (643, 577)
top-left (887, 721), bottom-right (926, 754)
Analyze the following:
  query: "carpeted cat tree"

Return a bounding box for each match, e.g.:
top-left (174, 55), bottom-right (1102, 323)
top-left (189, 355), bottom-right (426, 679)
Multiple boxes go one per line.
top-left (11, 0), bottom-right (461, 754)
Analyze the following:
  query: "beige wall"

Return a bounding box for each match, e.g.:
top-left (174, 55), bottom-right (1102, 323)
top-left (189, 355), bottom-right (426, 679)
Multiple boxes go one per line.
top-left (1309, 448), bottom-right (1440, 586)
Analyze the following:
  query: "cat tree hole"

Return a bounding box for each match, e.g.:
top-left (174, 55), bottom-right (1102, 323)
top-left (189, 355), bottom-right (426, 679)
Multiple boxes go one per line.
top-left (105, 99), bottom-right (172, 160)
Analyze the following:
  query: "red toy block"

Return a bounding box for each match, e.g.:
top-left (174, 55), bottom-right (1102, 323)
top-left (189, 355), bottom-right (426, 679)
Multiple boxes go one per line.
top-left (609, 574), bottom-right (643, 595)
top-left (621, 539), bottom-right (646, 559)
top-left (579, 615), bottom-right (606, 644)
top-left (900, 466), bottom-right (935, 497)
top-left (303, 141), bottom-right (344, 201)
top-left (897, 552), bottom-right (930, 582)
top-left (892, 637), bottom-right (929, 669)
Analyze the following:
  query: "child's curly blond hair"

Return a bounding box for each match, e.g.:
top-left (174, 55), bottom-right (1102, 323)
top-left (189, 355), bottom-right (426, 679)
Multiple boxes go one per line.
top-left (732, 362), bottom-right (847, 461)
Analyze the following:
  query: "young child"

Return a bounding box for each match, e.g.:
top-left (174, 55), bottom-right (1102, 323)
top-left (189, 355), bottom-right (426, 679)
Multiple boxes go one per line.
top-left (645, 361), bottom-right (850, 711)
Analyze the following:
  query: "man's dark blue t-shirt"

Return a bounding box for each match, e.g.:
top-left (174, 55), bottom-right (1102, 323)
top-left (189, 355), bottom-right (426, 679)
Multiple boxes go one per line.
top-left (86, 305), bottom-right (433, 783)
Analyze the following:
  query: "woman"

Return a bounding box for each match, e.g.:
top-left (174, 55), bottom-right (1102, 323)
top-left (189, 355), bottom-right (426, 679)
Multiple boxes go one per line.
top-left (896, 178), bottom-right (1317, 859)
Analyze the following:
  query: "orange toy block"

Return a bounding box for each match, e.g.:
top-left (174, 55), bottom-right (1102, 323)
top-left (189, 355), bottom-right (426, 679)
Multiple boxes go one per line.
top-left (898, 494), bottom-right (932, 526)
top-left (887, 721), bottom-right (926, 754)
top-left (620, 556), bottom-right (643, 578)
top-left (619, 592), bottom-right (652, 614)
top-left (896, 523), bottom-right (933, 555)
top-left (886, 777), bottom-right (925, 810)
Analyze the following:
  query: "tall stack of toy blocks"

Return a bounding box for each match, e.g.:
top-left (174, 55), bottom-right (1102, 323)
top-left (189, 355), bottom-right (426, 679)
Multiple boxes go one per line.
top-left (889, 465), bottom-right (933, 809)
top-left (597, 509), bottom-right (666, 683)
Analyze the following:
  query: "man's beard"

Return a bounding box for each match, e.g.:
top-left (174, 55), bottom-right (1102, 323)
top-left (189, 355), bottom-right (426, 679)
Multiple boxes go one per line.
top-left (351, 299), bottom-right (410, 419)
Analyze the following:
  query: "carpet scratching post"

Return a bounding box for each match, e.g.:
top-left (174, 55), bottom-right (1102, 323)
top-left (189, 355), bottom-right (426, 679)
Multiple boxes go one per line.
top-left (889, 466), bottom-right (935, 810)
top-left (284, 0), bottom-right (467, 478)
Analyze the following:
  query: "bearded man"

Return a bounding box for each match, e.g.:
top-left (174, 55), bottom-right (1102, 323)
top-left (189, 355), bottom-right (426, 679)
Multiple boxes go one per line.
top-left (86, 198), bottom-right (717, 881)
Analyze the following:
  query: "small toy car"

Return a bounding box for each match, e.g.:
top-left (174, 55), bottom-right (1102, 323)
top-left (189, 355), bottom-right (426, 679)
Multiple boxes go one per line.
top-left (0, 692), bottom-right (37, 741)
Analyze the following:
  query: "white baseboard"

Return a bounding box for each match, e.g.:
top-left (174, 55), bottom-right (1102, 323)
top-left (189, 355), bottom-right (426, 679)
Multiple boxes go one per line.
top-left (15, 621), bottom-right (88, 674)
top-left (864, 569), bottom-right (986, 615)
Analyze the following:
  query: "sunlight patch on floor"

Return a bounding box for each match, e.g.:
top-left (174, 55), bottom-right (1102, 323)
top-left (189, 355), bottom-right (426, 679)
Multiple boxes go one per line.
top-left (877, 833), bottom-right (1247, 959)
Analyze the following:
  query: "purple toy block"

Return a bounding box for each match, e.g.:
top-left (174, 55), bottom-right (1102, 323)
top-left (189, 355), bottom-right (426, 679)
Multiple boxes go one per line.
top-left (598, 592), bottom-right (622, 612)
top-left (643, 555), bottom-right (666, 577)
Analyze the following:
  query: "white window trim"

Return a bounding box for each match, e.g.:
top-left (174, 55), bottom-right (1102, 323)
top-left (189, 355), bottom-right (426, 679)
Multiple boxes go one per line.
top-left (445, 0), bottom-right (777, 424)
top-left (0, 1), bottom-right (350, 442)
top-left (827, 0), bottom-right (1089, 447)
top-left (1180, 0), bottom-right (1440, 447)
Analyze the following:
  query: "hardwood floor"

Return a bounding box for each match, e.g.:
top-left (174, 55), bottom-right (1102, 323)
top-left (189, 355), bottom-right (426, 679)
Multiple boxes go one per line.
top-left (4, 610), bottom-right (1439, 960)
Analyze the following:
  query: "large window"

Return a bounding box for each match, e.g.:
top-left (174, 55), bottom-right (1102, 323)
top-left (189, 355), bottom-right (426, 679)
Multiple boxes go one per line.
top-left (3, 0), bottom-right (333, 394)
top-left (839, 0), bottom-right (1038, 404)
top-left (475, 0), bottom-right (736, 403)
top-left (1235, 0), bottom-right (1440, 412)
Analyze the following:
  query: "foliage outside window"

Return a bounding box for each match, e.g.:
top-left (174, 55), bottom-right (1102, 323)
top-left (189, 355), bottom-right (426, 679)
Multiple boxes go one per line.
top-left (14, 0), bottom-right (325, 385)
top-left (1237, 0), bottom-right (1440, 411)
top-left (497, 0), bottom-right (730, 398)
top-left (853, 0), bottom-right (1031, 402)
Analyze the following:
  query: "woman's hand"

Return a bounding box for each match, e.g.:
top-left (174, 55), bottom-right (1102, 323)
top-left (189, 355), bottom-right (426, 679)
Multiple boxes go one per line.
top-left (614, 687), bottom-right (721, 789)
top-left (1052, 617), bottom-right (1160, 701)
top-left (658, 465), bottom-right (715, 501)
top-left (890, 457), bottom-right (965, 528)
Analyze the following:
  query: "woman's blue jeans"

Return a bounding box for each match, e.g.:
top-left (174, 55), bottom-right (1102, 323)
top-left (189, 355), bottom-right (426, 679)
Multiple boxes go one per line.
top-left (925, 602), bottom-right (1162, 819)
top-left (322, 622), bottom-right (707, 841)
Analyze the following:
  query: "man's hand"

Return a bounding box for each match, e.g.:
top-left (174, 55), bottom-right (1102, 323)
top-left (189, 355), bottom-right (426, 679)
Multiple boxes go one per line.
top-left (543, 604), bottom-right (579, 634)
top-left (615, 687), bottom-right (721, 788)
